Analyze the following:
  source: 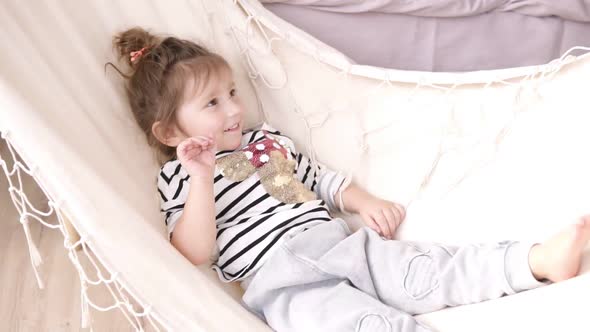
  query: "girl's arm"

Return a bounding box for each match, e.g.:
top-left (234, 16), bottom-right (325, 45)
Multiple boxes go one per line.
top-left (334, 182), bottom-right (371, 214)
top-left (263, 124), bottom-right (405, 238)
top-left (169, 135), bottom-right (218, 265)
top-left (170, 176), bottom-right (217, 265)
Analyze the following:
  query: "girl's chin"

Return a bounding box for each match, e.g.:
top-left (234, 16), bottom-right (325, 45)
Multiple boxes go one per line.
top-left (221, 137), bottom-right (242, 151)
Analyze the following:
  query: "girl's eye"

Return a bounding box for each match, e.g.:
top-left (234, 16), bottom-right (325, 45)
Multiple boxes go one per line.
top-left (206, 98), bottom-right (218, 107)
top-left (230, 88), bottom-right (237, 97)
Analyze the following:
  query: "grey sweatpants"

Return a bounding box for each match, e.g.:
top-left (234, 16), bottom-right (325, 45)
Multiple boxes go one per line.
top-left (241, 218), bottom-right (549, 332)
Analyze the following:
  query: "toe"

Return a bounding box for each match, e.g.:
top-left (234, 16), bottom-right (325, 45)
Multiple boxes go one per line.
top-left (580, 215), bottom-right (590, 225)
top-left (578, 216), bottom-right (590, 235)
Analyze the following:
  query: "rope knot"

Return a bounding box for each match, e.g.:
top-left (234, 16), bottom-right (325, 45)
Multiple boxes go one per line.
top-left (20, 214), bottom-right (28, 225)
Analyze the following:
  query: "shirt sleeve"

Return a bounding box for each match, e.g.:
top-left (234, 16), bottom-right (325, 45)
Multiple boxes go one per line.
top-left (157, 159), bottom-right (191, 240)
top-left (294, 152), bottom-right (348, 211)
top-left (261, 123), bottom-right (349, 212)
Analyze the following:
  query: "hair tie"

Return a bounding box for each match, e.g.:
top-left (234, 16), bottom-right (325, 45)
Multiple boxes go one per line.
top-left (130, 46), bottom-right (150, 63)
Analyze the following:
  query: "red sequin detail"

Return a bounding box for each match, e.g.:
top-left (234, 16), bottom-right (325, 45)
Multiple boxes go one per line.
top-left (241, 131), bottom-right (288, 168)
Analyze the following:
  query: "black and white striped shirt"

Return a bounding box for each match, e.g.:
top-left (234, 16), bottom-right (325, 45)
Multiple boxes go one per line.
top-left (157, 123), bottom-right (347, 282)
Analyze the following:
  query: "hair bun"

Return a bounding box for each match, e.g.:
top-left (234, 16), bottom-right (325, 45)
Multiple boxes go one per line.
top-left (113, 27), bottom-right (159, 67)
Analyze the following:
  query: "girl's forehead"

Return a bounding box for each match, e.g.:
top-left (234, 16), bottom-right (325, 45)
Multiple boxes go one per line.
top-left (209, 67), bottom-right (234, 87)
top-left (202, 70), bottom-right (234, 95)
top-left (185, 66), bottom-right (234, 100)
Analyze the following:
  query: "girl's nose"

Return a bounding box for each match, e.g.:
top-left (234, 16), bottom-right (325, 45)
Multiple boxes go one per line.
top-left (226, 100), bottom-right (243, 116)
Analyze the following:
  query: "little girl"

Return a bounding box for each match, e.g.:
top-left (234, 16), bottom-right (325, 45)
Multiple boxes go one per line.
top-left (113, 27), bottom-right (590, 332)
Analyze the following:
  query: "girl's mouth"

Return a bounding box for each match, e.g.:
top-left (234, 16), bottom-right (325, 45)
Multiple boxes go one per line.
top-left (224, 123), bottom-right (240, 132)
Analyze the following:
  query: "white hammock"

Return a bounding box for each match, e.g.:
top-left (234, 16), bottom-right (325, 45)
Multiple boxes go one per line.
top-left (1, 0), bottom-right (589, 331)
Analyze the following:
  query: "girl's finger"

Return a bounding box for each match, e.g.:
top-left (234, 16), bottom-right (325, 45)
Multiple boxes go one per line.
top-left (186, 138), bottom-right (206, 149)
top-left (372, 212), bottom-right (392, 239)
top-left (396, 204), bottom-right (406, 222)
top-left (179, 139), bottom-right (200, 153)
top-left (179, 141), bottom-right (193, 154)
top-left (183, 145), bottom-right (202, 157)
top-left (389, 206), bottom-right (401, 227)
top-left (208, 139), bottom-right (218, 152)
top-left (191, 136), bottom-right (210, 146)
top-left (194, 135), bottom-right (210, 141)
top-left (382, 207), bottom-right (394, 222)
top-left (360, 213), bottom-right (381, 234)
top-left (382, 208), bottom-right (398, 236)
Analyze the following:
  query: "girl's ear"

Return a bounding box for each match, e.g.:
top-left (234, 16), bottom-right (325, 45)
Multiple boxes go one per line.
top-left (152, 121), bottom-right (185, 147)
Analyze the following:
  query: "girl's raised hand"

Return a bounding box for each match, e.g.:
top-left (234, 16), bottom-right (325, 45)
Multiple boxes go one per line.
top-left (176, 136), bottom-right (217, 180)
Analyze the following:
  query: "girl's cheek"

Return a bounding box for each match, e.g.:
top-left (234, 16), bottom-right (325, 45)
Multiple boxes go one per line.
top-left (236, 99), bottom-right (246, 115)
top-left (212, 120), bottom-right (225, 135)
top-left (208, 113), bottom-right (224, 129)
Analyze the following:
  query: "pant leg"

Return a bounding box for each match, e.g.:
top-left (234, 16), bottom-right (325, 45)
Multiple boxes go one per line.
top-left (243, 219), bottom-right (549, 331)
top-left (242, 220), bottom-right (435, 332)
top-left (256, 278), bottom-right (434, 332)
top-left (315, 225), bottom-right (550, 315)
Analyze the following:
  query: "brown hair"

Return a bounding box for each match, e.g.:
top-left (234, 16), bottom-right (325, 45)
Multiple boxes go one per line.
top-left (109, 27), bottom-right (231, 164)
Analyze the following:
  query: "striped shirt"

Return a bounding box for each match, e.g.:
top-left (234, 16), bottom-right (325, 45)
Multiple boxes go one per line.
top-left (157, 123), bottom-right (347, 282)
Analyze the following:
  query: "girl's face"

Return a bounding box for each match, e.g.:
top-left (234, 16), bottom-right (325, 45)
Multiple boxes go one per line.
top-left (174, 67), bottom-right (245, 152)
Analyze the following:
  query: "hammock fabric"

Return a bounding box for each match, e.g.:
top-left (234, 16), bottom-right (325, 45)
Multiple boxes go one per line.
top-left (1, 1), bottom-right (590, 331)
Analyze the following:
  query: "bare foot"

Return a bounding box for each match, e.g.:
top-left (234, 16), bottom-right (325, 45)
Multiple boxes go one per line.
top-left (528, 215), bottom-right (590, 282)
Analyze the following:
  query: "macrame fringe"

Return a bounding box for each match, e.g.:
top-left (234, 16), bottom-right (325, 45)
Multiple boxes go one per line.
top-left (21, 215), bottom-right (45, 289)
top-left (81, 282), bottom-right (92, 329)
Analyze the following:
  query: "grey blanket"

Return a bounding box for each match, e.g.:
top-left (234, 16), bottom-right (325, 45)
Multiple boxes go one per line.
top-left (262, 0), bottom-right (590, 22)
top-left (263, 1), bottom-right (590, 71)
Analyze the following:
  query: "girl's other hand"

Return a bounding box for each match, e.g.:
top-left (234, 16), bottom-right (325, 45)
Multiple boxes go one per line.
top-left (176, 135), bottom-right (216, 181)
top-left (359, 198), bottom-right (406, 240)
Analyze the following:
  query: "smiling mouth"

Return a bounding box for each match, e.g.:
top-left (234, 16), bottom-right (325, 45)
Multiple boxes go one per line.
top-left (224, 123), bottom-right (239, 132)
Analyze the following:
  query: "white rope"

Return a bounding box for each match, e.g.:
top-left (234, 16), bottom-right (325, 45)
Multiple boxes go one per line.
top-left (66, 238), bottom-right (146, 331)
top-left (0, 134), bottom-right (48, 289)
top-left (229, 0), bottom-right (590, 212)
top-left (0, 135), bottom-right (167, 331)
top-left (20, 215), bottom-right (45, 289)
top-left (80, 280), bottom-right (92, 328)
